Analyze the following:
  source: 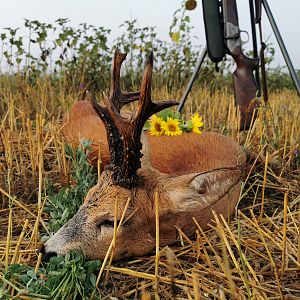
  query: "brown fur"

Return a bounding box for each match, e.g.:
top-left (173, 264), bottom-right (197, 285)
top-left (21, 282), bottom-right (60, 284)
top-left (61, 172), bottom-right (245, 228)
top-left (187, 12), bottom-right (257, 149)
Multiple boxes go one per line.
top-left (63, 100), bottom-right (245, 174)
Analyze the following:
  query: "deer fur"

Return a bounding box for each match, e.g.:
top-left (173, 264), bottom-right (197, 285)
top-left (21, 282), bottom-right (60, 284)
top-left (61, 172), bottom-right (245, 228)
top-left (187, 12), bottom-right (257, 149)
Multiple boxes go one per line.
top-left (63, 100), bottom-right (246, 175)
top-left (42, 51), bottom-right (247, 261)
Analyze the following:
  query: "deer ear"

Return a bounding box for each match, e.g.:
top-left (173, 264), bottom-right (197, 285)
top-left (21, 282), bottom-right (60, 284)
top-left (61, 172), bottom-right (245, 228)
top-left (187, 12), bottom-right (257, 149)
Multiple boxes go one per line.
top-left (166, 166), bottom-right (243, 212)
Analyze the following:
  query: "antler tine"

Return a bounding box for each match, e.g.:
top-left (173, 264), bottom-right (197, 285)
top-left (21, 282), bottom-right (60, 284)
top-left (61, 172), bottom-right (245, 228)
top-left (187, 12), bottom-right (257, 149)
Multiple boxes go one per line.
top-left (110, 48), bottom-right (126, 99)
top-left (134, 52), bottom-right (178, 127)
top-left (88, 91), bottom-right (124, 168)
top-left (110, 49), bottom-right (140, 111)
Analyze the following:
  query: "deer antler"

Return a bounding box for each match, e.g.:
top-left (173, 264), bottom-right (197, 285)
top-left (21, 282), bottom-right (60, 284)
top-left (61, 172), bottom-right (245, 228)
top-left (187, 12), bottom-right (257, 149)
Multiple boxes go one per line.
top-left (109, 50), bottom-right (140, 110)
top-left (90, 49), bottom-right (178, 188)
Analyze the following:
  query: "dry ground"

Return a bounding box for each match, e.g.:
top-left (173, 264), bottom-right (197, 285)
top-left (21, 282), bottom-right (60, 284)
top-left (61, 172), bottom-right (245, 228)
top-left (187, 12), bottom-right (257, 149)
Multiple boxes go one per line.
top-left (0, 83), bottom-right (299, 299)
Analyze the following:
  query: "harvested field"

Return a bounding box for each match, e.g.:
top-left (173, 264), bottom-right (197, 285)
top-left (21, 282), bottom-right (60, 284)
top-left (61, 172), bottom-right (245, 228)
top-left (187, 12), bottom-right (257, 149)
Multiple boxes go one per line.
top-left (0, 83), bottom-right (299, 299)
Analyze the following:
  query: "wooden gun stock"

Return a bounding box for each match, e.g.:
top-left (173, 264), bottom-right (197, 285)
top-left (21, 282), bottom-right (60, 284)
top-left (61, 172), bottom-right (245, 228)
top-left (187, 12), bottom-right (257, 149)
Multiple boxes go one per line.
top-left (232, 52), bottom-right (259, 130)
top-left (223, 0), bottom-right (260, 130)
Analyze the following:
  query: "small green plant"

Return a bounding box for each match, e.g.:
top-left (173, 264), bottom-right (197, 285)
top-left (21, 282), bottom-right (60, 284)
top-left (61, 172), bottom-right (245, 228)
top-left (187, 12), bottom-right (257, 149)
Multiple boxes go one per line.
top-left (0, 140), bottom-right (100, 299)
top-left (45, 139), bottom-right (97, 233)
top-left (1, 252), bottom-right (101, 299)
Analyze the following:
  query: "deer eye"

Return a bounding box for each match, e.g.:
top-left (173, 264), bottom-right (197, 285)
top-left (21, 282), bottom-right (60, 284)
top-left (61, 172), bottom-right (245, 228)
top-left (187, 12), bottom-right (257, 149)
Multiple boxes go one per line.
top-left (97, 219), bottom-right (120, 229)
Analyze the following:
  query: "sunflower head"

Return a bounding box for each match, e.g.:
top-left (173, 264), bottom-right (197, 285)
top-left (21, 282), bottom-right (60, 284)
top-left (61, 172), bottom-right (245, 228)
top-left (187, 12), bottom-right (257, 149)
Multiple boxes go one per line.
top-left (149, 115), bottom-right (164, 136)
top-left (162, 117), bottom-right (183, 136)
top-left (191, 112), bottom-right (203, 134)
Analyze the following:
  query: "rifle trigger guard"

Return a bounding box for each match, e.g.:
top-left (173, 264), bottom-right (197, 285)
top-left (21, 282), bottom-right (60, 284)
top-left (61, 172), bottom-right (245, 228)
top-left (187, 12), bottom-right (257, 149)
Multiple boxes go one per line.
top-left (240, 30), bottom-right (249, 45)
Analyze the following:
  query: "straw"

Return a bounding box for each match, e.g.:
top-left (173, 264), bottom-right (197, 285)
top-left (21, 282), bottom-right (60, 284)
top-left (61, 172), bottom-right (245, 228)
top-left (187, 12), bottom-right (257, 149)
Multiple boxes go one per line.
top-left (1, 88), bottom-right (299, 299)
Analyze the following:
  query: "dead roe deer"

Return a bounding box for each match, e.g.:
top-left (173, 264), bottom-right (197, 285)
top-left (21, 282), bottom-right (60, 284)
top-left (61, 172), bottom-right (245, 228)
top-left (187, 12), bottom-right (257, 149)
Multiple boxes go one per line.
top-left (41, 50), bottom-right (247, 261)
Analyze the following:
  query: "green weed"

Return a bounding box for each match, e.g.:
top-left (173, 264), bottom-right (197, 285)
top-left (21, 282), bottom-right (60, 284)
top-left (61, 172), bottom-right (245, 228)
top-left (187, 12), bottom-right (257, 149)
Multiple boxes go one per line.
top-left (0, 140), bottom-right (100, 299)
top-left (45, 140), bottom-right (97, 233)
top-left (1, 252), bottom-right (101, 299)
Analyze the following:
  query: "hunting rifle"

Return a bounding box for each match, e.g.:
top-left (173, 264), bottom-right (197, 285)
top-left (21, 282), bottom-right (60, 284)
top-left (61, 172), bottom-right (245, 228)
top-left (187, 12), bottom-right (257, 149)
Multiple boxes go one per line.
top-left (222, 0), bottom-right (260, 130)
top-left (179, 0), bottom-right (300, 129)
top-left (202, 0), bottom-right (260, 130)
top-left (180, 0), bottom-right (259, 130)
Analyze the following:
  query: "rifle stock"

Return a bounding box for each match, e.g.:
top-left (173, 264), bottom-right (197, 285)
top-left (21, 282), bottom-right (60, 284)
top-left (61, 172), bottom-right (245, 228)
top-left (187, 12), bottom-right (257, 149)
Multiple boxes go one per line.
top-left (223, 0), bottom-right (260, 130)
top-left (232, 52), bottom-right (259, 129)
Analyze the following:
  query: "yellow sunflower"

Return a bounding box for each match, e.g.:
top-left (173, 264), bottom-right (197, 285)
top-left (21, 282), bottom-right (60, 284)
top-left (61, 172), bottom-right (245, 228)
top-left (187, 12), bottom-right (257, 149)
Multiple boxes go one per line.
top-left (149, 115), bottom-right (164, 136)
top-left (191, 112), bottom-right (203, 134)
top-left (161, 117), bottom-right (182, 136)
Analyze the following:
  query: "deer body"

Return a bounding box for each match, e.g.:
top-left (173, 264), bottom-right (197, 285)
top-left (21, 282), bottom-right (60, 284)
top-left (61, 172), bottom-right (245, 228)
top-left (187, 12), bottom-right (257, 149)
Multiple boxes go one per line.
top-left (42, 51), bottom-right (247, 261)
top-left (63, 100), bottom-right (246, 175)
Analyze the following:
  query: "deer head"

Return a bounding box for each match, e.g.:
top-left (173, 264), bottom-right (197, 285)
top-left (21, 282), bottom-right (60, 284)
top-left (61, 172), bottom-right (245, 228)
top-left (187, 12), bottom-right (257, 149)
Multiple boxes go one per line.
top-left (42, 50), bottom-right (244, 261)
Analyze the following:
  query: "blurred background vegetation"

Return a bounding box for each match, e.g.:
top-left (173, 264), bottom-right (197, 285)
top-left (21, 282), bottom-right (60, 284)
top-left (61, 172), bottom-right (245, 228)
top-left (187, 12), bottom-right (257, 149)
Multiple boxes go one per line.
top-left (0, 4), bottom-right (298, 108)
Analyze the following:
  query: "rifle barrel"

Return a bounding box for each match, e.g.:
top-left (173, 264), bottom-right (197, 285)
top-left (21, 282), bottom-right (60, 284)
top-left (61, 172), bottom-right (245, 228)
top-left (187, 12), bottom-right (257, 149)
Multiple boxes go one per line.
top-left (249, 0), bottom-right (261, 95)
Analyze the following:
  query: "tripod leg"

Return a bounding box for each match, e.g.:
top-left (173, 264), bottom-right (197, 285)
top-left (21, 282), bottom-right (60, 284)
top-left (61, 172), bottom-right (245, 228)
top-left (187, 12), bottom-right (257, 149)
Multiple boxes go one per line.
top-left (249, 0), bottom-right (261, 96)
top-left (262, 0), bottom-right (300, 96)
top-left (177, 46), bottom-right (207, 114)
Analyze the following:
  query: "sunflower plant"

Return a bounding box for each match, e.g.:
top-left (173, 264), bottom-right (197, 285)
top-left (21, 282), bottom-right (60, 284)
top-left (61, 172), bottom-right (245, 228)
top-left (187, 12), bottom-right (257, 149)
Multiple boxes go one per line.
top-left (144, 109), bottom-right (203, 136)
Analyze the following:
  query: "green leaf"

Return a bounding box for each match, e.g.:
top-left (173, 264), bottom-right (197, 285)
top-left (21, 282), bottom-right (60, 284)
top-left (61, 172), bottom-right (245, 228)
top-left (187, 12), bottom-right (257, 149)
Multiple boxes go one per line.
top-left (9, 264), bottom-right (28, 273)
top-left (157, 108), bottom-right (174, 121)
top-left (173, 112), bottom-right (181, 120)
top-left (144, 120), bottom-right (151, 130)
top-left (186, 120), bottom-right (193, 130)
top-left (90, 274), bottom-right (96, 287)
top-left (180, 120), bottom-right (193, 132)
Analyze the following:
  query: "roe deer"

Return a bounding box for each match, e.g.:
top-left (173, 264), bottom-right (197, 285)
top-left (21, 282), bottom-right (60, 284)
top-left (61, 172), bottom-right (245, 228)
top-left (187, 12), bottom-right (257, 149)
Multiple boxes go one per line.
top-left (42, 50), bottom-right (247, 261)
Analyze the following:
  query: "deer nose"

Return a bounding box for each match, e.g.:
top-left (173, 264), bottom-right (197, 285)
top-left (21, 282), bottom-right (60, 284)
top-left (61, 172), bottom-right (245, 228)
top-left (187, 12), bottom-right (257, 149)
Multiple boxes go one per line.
top-left (40, 245), bottom-right (57, 262)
